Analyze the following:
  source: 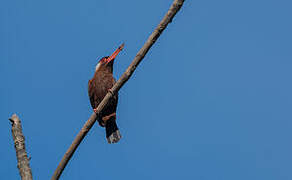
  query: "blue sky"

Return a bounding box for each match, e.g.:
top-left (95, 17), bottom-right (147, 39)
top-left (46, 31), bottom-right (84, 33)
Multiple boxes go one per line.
top-left (1, 0), bottom-right (292, 179)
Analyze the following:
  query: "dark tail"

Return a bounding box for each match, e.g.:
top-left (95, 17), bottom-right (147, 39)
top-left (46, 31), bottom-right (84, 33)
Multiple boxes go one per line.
top-left (105, 117), bottom-right (121, 144)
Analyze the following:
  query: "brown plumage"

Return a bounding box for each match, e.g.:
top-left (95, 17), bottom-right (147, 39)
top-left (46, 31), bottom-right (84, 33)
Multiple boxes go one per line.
top-left (88, 44), bottom-right (124, 143)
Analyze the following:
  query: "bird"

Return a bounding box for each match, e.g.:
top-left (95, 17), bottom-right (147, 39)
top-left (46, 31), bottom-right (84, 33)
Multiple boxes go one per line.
top-left (88, 43), bottom-right (124, 143)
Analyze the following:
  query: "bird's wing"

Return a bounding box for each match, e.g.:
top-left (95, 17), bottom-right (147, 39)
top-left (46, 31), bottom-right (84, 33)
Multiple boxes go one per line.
top-left (88, 79), bottom-right (96, 109)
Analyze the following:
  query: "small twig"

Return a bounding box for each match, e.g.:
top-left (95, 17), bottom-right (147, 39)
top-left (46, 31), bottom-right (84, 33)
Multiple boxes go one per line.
top-left (9, 114), bottom-right (33, 180)
top-left (51, 0), bottom-right (185, 179)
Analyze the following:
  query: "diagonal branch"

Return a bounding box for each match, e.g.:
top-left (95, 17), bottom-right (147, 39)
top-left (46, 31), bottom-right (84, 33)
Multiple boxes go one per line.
top-left (9, 114), bottom-right (33, 180)
top-left (51, 0), bottom-right (185, 179)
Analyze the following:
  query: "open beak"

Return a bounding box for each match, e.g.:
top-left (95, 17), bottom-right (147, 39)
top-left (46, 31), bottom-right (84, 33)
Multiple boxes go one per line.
top-left (106, 43), bottom-right (125, 64)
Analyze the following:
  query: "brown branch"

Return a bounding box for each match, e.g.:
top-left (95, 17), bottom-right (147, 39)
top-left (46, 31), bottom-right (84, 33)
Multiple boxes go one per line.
top-left (9, 114), bottom-right (33, 180)
top-left (51, 0), bottom-right (185, 179)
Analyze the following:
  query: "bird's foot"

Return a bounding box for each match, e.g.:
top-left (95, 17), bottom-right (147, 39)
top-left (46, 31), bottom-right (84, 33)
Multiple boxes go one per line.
top-left (93, 108), bottom-right (97, 113)
top-left (107, 89), bottom-right (114, 95)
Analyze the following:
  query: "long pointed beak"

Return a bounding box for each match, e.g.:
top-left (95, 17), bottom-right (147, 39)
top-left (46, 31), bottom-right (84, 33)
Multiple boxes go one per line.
top-left (106, 43), bottom-right (125, 64)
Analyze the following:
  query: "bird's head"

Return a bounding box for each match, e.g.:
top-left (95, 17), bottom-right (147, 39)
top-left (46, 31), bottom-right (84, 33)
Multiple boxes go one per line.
top-left (95, 43), bottom-right (124, 72)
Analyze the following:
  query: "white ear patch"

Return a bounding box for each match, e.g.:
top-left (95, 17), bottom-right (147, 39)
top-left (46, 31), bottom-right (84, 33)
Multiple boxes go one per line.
top-left (95, 62), bottom-right (101, 71)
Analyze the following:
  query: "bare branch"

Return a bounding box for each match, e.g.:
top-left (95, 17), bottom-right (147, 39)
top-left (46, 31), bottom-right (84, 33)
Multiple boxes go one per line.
top-left (51, 0), bottom-right (185, 179)
top-left (9, 114), bottom-right (33, 180)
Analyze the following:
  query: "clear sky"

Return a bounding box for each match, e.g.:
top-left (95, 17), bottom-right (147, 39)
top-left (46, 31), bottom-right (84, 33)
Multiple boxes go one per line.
top-left (1, 0), bottom-right (292, 179)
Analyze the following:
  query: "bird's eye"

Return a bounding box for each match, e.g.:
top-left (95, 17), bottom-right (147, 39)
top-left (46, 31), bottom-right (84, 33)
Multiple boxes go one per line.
top-left (103, 56), bottom-right (109, 63)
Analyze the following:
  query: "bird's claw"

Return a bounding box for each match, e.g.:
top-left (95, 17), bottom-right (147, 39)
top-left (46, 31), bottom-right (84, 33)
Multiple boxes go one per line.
top-left (107, 89), bottom-right (114, 95)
